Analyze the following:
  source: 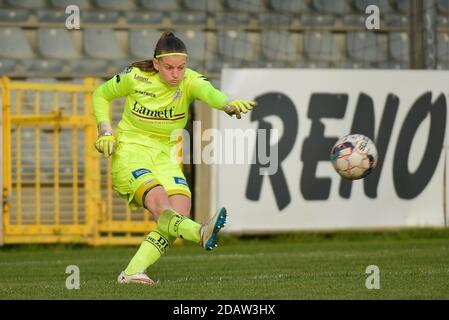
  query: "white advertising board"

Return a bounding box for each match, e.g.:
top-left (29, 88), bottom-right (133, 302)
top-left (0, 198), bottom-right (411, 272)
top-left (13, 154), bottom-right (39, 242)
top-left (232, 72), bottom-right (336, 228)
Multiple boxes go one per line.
top-left (216, 69), bottom-right (449, 233)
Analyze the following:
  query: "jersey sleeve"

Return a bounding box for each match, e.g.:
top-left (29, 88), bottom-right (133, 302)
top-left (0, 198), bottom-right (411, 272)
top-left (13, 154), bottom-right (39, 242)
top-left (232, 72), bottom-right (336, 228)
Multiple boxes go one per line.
top-left (92, 67), bottom-right (135, 124)
top-left (188, 73), bottom-right (228, 110)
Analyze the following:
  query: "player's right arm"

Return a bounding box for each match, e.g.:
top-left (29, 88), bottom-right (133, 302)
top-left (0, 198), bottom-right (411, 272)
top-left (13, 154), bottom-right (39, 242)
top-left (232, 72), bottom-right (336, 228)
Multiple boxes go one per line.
top-left (187, 71), bottom-right (256, 119)
top-left (92, 67), bottom-right (134, 157)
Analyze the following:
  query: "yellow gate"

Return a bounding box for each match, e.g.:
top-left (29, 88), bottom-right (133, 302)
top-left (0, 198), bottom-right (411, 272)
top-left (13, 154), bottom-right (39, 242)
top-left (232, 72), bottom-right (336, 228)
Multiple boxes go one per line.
top-left (1, 77), bottom-right (156, 245)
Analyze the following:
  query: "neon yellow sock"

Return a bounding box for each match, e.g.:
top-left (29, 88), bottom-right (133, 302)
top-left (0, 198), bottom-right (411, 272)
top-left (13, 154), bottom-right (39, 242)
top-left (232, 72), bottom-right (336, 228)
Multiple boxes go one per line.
top-left (158, 209), bottom-right (201, 243)
top-left (124, 231), bottom-right (174, 275)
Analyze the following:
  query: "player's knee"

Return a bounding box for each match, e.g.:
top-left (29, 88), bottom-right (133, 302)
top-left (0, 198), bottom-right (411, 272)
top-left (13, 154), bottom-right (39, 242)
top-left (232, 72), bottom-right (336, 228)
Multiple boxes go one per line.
top-left (169, 195), bottom-right (191, 217)
top-left (143, 186), bottom-right (171, 218)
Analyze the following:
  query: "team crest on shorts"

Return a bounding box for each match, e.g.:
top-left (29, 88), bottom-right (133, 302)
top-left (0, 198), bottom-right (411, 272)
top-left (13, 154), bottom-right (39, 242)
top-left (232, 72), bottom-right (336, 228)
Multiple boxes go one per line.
top-left (173, 177), bottom-right (188, 186)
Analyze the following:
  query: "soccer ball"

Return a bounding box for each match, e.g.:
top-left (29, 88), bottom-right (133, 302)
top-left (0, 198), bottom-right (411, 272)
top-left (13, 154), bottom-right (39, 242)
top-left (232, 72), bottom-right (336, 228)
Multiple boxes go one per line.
top-left (330, 134), bottom-right (378, 180)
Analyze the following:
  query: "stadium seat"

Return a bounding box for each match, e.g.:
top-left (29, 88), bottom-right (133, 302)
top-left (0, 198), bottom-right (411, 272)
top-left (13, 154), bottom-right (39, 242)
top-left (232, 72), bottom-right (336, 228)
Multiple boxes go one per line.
top-left (37, 28), bottom-right (80, 60)
top-left (437, 15), bottom-right (449, 28)
top-left (181, 0), bottom-right (224, 12)
top-left (129, 29), bottom-right (160, 59)
top-left (36, 10), bottom-right (67, 22)
top-left (335, 60), bottom-right (372, 69)
top-left (300, 14), bottom-right (336, 27)
top-left (23, 59), bottom-right (65, 74)
top-left (181, 0), bottom-right (207, 11)
top-left (112, 59), bottom-right (135, 74)
top-left (50, 0), bottom-right (91, 9)
top-left (258, 13), bottom-right (293, 28)
top-left (203, 55), bottom-right (219, 74)
top-left (217, 31), bottom-right (260, 62)
top-left (175, 30), bottom-right (207, 61)
top-left (436, 61), bottom-right (449, 70)
top-left (0, 8), bottom-right (30, 22)
top-left (395, 0), bottom-right (410, 13)
top-left (0, 27), bottom-right (34, 59)
top-left (261, 31), bottom-right (300, 65)
top-left (84, 29), bottom-right (126, 60)
top-left (0, 59), bottom-right (16, 74)
top-left (295, 61), bottom-right (331, 68)
top-left (312, 0), bottom-right (352, 15)
top-left (170, 12), bottom-right (207, 25)
top-left (185, 59), bottom-right (202, 71)
top-left (82, 11), bottom-right (120, 24)
top-left (354, 0), bottom-right (393, 13)
top-left (378, 61), bottom-right (409, 69)
top-left (389, 32), bottom-right (409, 63)
top-left (437, 0), bottom-right (449, 14)
top-left (342, 14), bottom-right (366, 27)
top-left (139, 0), bottom-right (179, 11)
top-left (264, 60), bottom-right (293, 68)
top-left (437, 33), bottom-right (449, 62)
top-left (94, 0), bottom-right (136, 10)
top-left (268, 0), bottom-right (309, 13)
top-left (215, 12), bottom-right (251, 26)
top-left (6, 0), bottom-right (47, 9)
top-left (221, 60), bottom-right (244, 69)
top-left (70, 59), bottom-right (109, 74)
top-left (125, 11), bottom-right (164, 24)
top-left (303, 31), bottom-right (341, 62)
top-left (385, 14), bottom-right (408, 27)
top-left (208, 0), bottom-right (225, 12)
top-left (223, 0), bottom-right (266, 13)
top-left (346, 32), bottom-right (387, 63)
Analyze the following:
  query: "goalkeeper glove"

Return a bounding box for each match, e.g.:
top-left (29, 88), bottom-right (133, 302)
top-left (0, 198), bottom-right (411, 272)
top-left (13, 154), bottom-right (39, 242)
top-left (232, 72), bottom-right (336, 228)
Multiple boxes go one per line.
top-left (94, 121), bottom-right (116, 158)
top-left (224, 99), bottom-right (256, 119)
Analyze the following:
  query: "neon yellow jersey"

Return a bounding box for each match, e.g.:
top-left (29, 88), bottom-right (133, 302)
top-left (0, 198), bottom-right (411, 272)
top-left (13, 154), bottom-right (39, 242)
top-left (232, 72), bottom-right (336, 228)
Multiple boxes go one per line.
top-left (92, 66), bottom-right (228, 146)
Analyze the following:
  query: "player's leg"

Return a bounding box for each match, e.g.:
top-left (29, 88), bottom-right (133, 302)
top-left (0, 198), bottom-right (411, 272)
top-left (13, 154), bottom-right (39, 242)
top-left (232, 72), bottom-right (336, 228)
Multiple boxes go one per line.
top-left (143, 187), bottom-right (201, 242)
top-left (164, 191), bottom-right (227, 251)
top-left (111, 144), bottom-right (168, 283)
top-left (167, 194), bottom-right (227, 250)
top-left (122, 186), bottom-right (198, 280)
top-left (120, 185), bottom-right (169, 281)
top-left (169, 194), bottom-right (191, 217)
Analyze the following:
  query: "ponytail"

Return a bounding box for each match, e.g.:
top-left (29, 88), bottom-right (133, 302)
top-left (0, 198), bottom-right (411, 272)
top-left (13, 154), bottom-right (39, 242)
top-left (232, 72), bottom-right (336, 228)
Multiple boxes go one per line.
top-left (130, 59), bottom-right (155, 72)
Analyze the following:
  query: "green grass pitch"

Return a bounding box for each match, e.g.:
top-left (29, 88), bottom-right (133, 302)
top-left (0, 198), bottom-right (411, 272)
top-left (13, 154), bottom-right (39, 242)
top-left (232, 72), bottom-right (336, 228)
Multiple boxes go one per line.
top-left (0, 228), bottom-right (448, 300)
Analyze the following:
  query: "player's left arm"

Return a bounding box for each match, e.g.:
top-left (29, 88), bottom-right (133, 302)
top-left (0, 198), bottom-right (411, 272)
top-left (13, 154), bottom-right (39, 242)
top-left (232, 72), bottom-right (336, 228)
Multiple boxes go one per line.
top-left (188, 74), bottom-right (256, 119)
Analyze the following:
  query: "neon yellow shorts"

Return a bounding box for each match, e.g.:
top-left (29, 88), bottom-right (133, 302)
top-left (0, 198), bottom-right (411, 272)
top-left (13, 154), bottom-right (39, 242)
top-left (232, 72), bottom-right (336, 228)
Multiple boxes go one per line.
top-left (111, 142), bottom-right (191, 210)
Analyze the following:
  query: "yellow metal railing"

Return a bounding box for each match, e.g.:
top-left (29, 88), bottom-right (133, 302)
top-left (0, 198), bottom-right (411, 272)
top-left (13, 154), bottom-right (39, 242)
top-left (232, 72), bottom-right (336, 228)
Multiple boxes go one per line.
top-left (1, 77), bottom-right (157, 245)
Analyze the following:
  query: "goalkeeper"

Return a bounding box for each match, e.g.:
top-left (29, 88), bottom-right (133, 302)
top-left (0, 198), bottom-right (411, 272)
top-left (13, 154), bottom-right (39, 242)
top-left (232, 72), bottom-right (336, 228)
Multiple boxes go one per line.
top-left (92, 31), bottom-right (256, 284)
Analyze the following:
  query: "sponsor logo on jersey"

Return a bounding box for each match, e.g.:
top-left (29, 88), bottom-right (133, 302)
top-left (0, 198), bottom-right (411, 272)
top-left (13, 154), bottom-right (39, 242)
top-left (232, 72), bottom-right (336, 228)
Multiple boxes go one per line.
top-left (134, 74), bottom-right (152, 83)
top-left (132, 168), bottom-right (152, 179)
top-left (131, 101), bottom-right (185, 121)
top-left (135, 89), bottom-right (156, 97)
